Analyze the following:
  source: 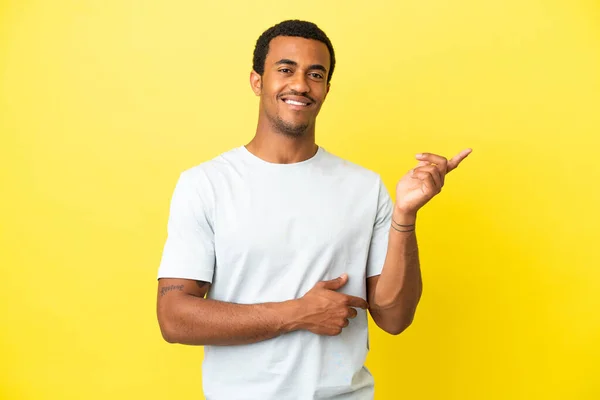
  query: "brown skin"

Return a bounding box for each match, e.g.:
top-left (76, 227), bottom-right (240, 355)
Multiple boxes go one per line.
top-left (157, 274), bottom-right (368, 345)
top-left (246, 36), bottom-right (330, 164)
top-left (156, 35), bottom-right (472, 344)
top-left (368, 150), bottom-right (472, 334)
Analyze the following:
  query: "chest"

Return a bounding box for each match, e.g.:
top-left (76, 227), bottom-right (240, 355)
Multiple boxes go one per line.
top-left (209, 171), bottom-right (377, 301)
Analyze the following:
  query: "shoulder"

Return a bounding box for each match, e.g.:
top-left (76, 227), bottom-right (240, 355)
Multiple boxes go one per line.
top-left (319, 147), bottom-right (383, 185)
top-left (179, 146), bottom-right (244, 183)
top-left (169, 147), bottom-right (245, 208)
top-left (318, 148), bottom-right (391, 206)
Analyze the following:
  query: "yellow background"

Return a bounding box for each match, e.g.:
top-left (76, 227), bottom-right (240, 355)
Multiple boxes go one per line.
top-left (1, 0), bottom-right (599, 399)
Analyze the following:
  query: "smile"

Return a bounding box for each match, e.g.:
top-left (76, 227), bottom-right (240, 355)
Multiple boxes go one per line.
top-left (283, 99), bottom-right (310, 106)
top-left (280, 94), bottom-right (314, 108)
top-left (285, 99), bottom-right (309, 106)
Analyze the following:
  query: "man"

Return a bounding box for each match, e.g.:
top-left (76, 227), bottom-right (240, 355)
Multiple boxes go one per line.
top-left (156, 19), bottom-right (471, 400)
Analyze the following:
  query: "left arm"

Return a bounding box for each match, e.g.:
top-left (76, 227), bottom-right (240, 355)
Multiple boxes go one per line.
top-left (368, 149), bottom-right (472, 335)
top-left (367, 208), bottom-right (421, 335)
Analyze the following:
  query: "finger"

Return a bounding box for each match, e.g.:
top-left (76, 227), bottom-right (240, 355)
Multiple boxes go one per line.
top-left (319, 273), bottom-right (348, 290)
top-left (447, 148), bottom-right (472, 172)
top-left (413, 160), bottom-right (439, 180)
top-left (412, 165), bottom-right (443, 189)
top-left (415, 153), bottom-right (448, 181)
top-left (347, 307), bottom-right (358, 319)
top-left (416, 152), bottom-right (448, 169)
top-left (412, 171), bottom-right (441, 194)
top-left (342, 319), bottom-right (350, 328)
top-left (344, 295), bottom-right (369, 309)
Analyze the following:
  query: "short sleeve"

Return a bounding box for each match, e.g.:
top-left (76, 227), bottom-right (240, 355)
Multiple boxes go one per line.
top-left (366, 176), bottom-right (392, 278)
top-left (157, 170), bottom-right (215, 282)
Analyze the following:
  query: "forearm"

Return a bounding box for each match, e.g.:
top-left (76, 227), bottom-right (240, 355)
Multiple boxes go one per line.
top-left (159, 295), bottom-right (299, 346)
top-left (370, 208), bottom-right (423, 334)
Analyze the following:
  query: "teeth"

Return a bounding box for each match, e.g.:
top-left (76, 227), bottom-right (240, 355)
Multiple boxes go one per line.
top-left (284, 99), bottom-right (308, 106)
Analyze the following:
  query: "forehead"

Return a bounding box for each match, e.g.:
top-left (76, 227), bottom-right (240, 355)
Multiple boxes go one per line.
top-left (265, 36), bottom-right (330, 70)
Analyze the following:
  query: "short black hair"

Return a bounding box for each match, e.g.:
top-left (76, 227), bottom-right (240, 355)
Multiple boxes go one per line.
top-left (252, 20), bottom-right (336, 84)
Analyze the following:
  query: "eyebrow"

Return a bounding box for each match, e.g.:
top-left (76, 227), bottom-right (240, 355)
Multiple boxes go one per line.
top-left (275, 59), bottom-right (327, 73)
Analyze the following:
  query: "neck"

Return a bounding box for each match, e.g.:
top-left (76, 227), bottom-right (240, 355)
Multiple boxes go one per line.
top-left (247, 118), bottom-right (318, 164)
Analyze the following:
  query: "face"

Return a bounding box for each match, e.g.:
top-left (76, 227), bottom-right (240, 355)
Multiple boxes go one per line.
top-left (251, 36), bottom-right (331, 138)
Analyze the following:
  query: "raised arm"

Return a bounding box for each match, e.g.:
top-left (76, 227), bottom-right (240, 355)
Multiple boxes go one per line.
top-left (367, 149), bottom-right (471, 335)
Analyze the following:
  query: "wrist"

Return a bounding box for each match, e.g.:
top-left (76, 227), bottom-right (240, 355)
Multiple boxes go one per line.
top-left (273, 299), bottom-right (303, 334)
top-left (392, 207), bottom-right (417, 226)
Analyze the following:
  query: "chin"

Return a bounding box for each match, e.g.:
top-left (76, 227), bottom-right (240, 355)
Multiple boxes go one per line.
top-left (271, 115), bottom-right (311, 137)
top-left (279, 126), bottom-right (309, 138)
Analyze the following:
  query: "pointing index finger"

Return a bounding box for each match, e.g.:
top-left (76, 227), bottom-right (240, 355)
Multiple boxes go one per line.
top-left (447, 148), bottom-right (472, 172)
top-left (345, 295), bottom-right (369, 309)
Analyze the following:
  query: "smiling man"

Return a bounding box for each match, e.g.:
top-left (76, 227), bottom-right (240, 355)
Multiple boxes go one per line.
top-left (156, 20), bottom-right (471, 400)
top-left (253, 35), bottom-right (330, 139)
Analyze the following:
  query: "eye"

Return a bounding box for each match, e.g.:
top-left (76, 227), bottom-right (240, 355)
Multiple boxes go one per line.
top-left (309, 72), bottom-right (324, 80)
top-left (279, 68), bottom-right (292, 74)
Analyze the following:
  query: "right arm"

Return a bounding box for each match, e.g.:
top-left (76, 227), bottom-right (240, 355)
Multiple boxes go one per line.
top-left (157, 277), bottom-right (296, 346)
top-left (156, 274), bottom-right (367, 346)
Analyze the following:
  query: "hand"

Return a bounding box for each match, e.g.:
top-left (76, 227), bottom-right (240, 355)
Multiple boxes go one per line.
top-left (395, 149), bottom-right (472, 216)
top-left (293, 274), bottom-right (368, 336)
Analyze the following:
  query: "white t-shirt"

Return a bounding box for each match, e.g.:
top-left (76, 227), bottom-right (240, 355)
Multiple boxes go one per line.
top-left (158, 145), bottom-right (392, 400)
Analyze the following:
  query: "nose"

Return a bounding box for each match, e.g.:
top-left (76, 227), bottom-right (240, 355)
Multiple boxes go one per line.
top-left (289, 73), bottom-right (310, 94)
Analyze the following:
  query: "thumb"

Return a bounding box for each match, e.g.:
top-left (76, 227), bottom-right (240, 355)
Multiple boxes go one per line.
top-left (320, 273), bottom-right (348, 290)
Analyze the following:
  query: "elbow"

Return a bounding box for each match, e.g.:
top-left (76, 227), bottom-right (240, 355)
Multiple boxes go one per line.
top-left (158, 318), bottom-right (178, 344)
top-left (157, 308), bottom-right (181, 344)
top-left (371, 302), bottom-right (420, 336)
top-left (385, 317), bottom-right (414, 336)
top-left (160, 327), bottom-right (179, 344)
top-left (373, 310), bottom-right (416, 336)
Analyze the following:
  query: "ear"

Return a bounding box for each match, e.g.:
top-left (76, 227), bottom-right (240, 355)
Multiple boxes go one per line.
top-left (324, 83), bottom-right (331, 100)
top-left (250, 70), bottom-right (262, 96)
